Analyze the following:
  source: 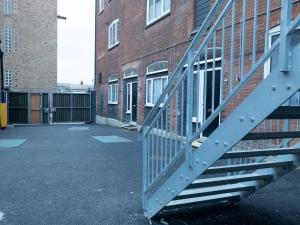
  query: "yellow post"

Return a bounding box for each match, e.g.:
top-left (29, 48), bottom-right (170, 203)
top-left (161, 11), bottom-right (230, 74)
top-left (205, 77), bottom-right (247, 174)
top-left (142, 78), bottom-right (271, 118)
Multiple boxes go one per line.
top-left (0, 103), bottom-right (7, 129)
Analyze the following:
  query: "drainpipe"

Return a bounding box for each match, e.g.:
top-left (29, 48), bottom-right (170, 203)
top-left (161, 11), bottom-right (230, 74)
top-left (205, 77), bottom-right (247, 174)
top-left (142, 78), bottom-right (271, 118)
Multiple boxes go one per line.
top-left (0, 40), bottom-right (4, 95)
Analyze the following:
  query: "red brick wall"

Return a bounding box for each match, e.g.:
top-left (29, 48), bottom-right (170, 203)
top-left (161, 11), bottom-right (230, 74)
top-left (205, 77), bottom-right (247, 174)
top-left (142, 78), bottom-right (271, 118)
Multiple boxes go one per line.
top-left (95, 0), bottom-right (195, 123)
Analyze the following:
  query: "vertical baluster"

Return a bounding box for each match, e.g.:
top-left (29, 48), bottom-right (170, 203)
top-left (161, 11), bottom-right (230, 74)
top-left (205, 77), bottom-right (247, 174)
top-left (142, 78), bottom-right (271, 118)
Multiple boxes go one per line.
top-left (156, 120), bottom-right (159, 178)
top-left (252, 0), bottom-right (258, 66)
top-left (147, 128), bottom-right (150, 185)
top-left (186, 51), bottom-right (194, 166)
top-left (151, 129), bottom-right (154, 183)
top-left (143, 129), bottom-right (148, 190)
top-left (165, 106), bottom-right (168, 166)
top-left (203, 46), bottom-right (208, 128)
top-left (160, 114), bottom-right (163, 172)
top-left (240, 0), bottom-right (247, 79)
top-left (181, 81), bottom-right (184, 148)
top-left (212, 31), bottom-right (216, 113)
top-left (175, 88), bottom-right (178, 154)
top-left (221, 17), bottom-right (226, 102)
top-left (230, 0), bottom-right (236, 93)
top-left (196, 55), bottom-right (200, 132)
top-left (170, 98), bottom-right (173, 160)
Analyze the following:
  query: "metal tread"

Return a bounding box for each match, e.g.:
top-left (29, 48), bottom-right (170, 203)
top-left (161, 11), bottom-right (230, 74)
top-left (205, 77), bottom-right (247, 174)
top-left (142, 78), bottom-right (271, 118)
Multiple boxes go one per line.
top-left (204, 161), bottom-right (294, 175)
top-left (242, 131), bottom-right (300, 140)
top-left (221, 148), bottom-right (300, 159)
top-left (189, 173), bottom-right (273, 189)
top-left (267, 106), bottom-right (300, 119)
top-left (175, 183), bottom-right (255, 200)
top-left (165, 193), bottom-right (241, 209)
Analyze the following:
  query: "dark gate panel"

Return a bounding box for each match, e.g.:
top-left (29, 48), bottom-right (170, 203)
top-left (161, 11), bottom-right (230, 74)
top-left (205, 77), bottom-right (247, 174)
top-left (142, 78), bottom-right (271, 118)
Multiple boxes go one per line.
top-left (42, 93), bottom-right (49, 124)
top-left (53, 93), bottom-right (91, 123)
top-left (8, 92), bottom-right (28, 124)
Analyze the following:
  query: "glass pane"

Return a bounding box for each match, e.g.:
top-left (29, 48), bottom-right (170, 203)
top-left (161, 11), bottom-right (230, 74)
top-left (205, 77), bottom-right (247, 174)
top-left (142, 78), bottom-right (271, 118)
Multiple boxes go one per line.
top-left (146, 80), bottom-right (152, 104)
top-left (153, 78), bottom-right (162, 104)
top-left (108, 86), bottom-right (111, 102)
top-left (127, 84), bottom-right (131, 111)
top-left (147, 61), bottom-right (168, 74)
top-left (155, 0), bottom-right (161, 18)
top-left (163, 0), bottom-right (170, 12)
top-left (124, 69), bottom-right (137, 78)
top-left (270, 34), bottom-right (279, 73)
top-left (149, 0), bottom-right (155, 22)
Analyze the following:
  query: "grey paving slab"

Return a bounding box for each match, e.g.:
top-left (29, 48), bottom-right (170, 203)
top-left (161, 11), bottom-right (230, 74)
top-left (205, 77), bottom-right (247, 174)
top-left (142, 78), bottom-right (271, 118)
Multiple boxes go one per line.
top-left (68, 126), bottom-right (90, 131)
top-left (0, 124), bottom-right (299, 225)
top-left (93, 135), bottom-right (132, 143)
top-left (0, 139), bottom-right (26, 148)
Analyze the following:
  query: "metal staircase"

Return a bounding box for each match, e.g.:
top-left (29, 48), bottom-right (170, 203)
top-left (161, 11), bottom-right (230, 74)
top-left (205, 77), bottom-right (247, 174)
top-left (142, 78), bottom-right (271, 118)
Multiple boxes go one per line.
top-left (139, 0), bottom-right (300, 219)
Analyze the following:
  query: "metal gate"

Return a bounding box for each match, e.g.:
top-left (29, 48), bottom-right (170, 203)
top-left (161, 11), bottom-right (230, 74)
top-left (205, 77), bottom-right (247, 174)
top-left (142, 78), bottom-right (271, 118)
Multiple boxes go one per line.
top-left (8, 91), bottom-right (96, 124)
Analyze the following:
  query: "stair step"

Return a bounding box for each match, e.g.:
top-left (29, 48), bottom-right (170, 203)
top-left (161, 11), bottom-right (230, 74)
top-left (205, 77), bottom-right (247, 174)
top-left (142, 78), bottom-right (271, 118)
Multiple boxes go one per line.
top-left (165, 193), bottom-right (241, 209)
top-left (175, 183), bottom-right (256, 200)
top-left (242, 131), bottom-right (300, 140)
top-left (189, 173), bottom-right (273, 189)
top-left (204, 161), bottom-right (294, 175)
top-left (267, 106), bottom-right (300, 119)
top-left (221, 148), bottom-right (300, 159)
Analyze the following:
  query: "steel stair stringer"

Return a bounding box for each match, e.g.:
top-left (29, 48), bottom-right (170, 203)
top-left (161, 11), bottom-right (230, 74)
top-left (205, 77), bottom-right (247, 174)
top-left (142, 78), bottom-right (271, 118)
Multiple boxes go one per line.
top-left (143, 40), bottom-right (300, 219)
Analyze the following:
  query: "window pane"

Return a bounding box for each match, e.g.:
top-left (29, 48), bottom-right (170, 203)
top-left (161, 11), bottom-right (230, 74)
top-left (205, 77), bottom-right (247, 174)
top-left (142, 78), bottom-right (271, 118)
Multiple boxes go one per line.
top-left (115, 85), bottom-right (118, 102)
top-left (153, 78), bottom-right (162, 103)
top-left (147, 61), bottom-right (168, 74)
top-left (155, 0), bottom-right (161, 18)
top-left (146, 80), bottom-right (152, 104)
top-left (163, 0), bottom-right (170, 12)
top-left (127, 84), bottom-right (131, 111)
top-left (149, 0), bottom-right (155, 21)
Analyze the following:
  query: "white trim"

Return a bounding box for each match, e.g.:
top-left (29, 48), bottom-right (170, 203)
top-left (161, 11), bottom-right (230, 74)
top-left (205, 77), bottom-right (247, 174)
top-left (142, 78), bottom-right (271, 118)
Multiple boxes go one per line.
top-left (146, 0), bottom-right (171, 25)
top-left (108, 18), bottom-right (120, 49)
top-left (98, 0), bottom-right (104, 14)
top-left (108, 83), bottom-right (118, 104)
top-left (124, 69), bottom-right (138, 79)
top-left (183, 57), bottom-right (222, 68)
top-left (126, 83), bottom-right (132, 113)
top-left (146, 61), bottom-right (168, 75)
top-left (145, 76), bottom-right (168, 106)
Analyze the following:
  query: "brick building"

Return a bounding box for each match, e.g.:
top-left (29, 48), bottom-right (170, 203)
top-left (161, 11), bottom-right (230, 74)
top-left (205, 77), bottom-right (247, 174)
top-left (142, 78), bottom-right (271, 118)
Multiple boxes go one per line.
top-left (95, 0), bottom-right (300, 128)
top-left (0, 0), bottom-right (57, 92)
top-left (95, 0), bottom-right (211, 126)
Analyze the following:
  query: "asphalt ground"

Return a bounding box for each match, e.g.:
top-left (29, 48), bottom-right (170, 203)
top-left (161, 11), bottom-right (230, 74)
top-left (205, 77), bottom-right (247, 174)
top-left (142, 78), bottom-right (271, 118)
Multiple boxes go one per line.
top-left (0, 124), bottom-right (299, 225)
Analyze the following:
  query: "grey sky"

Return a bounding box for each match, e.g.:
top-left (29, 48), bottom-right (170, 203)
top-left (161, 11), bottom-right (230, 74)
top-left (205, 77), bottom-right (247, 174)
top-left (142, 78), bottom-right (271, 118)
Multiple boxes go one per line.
top-left (57, 0), bottom-right (95, 85)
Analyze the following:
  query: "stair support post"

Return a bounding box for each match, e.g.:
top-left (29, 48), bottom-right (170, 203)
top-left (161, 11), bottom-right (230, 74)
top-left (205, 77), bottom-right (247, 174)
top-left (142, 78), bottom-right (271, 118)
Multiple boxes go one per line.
top-left (186, 51), bottom-right (194, 167)
top-left (279, 0), bottom-right (292, 72)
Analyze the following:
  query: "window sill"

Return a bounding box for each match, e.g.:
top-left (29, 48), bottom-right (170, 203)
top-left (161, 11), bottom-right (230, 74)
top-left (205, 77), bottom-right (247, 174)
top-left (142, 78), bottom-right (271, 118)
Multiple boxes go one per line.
top-left (145, 11), bottom-right (171, 29)
top-left (108, 42), bottom-right (119, 51)
top-left (98, 9), bottom-right (104, 15)
top-left (126, 111), bottom-right (132, 114)
top-left (108, 102), bottom-right (118, 105)
top-left (145, 104), bottom-right (154, 107)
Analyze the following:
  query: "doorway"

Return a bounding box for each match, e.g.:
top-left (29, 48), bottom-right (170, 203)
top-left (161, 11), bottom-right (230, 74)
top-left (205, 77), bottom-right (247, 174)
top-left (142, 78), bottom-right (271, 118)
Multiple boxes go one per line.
top-left (126, 82), bottom-right (138, 123)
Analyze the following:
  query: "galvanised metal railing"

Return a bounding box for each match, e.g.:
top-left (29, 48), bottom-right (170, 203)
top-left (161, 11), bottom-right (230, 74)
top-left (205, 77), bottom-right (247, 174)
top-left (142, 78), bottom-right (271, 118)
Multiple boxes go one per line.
top-left (141, 0), bottom-right (300, 195)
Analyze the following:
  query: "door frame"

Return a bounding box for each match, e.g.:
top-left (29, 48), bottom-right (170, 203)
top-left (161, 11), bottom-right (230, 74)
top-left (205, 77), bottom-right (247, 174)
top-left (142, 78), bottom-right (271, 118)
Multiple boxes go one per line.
top-left (192, 67), bottom-right (222, 137)
top-left (126, 81), bottom-right (138, 123)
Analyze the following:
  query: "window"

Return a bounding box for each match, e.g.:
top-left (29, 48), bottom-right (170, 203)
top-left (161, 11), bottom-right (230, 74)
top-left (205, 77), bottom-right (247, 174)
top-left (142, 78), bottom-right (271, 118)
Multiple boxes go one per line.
top-left (108, 74), bottom-right (118, 82)
top-left (98, 0), bottom-right (104, 14)
top-left (147, 0), bottom-right (171, 25)
top-left (146, 76), bottom-right (168, 106)
top-left (108, 19), bottom-right (119, 49)
top-left (124, 69), bottom-right (138, 79)
top-left (4, 0), bottom-right (13, 15)
top-left (146, 61), bottom-right (168, 75)
top-left (3, 26), bottom-right (13, 53)
top-left (4, 70), bottom-right (12, 88)
top-left (108, 84), bottom-right (118, 104)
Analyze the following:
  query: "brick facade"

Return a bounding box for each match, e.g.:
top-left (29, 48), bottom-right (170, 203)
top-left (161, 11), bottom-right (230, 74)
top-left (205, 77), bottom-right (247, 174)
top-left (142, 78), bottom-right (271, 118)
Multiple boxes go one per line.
top-left (95, 0), bottom-right (196, 124)
top-left (0, 0), bottom-right (57, 92)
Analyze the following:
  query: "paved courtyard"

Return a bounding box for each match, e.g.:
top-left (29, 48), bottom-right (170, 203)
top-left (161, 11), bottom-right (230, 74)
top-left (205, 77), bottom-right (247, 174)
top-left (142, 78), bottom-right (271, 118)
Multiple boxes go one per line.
top-left (0, 124), bottom-right (300, 225)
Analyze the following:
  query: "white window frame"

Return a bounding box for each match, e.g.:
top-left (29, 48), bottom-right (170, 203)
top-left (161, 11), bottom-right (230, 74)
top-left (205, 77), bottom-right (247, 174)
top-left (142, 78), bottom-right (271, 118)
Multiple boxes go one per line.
top-left (124, 69), bottom-right (138, 79)
top-left (3, 26), bottom-right (13, 54)
top-left (4, 69), bottom-right (12, 88)
top-left (146, 61), bottom-right (168, 75)
top-left (108, 83), bottom-right (118, 104)
top-left (145, 76), bottom-right (168, 107)
top-left (108, 18), bottom-right (120, 49)
top-left (4, 0), bottom-right (13, 15)
top-left (146, 0), bottom-right (171, 25)
top-left (98, 0), bottom-right (104, 14)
